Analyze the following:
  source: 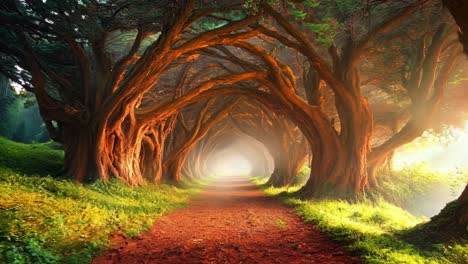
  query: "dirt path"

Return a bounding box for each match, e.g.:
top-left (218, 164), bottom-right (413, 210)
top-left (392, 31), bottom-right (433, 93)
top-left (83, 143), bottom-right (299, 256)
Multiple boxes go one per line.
top-left (93, 177), bottom-right (361, 264)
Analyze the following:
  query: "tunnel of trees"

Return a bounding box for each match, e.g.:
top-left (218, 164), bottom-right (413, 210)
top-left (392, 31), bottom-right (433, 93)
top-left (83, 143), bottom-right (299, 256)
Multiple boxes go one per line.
top-left (0, 0), bottom-right (467, 244)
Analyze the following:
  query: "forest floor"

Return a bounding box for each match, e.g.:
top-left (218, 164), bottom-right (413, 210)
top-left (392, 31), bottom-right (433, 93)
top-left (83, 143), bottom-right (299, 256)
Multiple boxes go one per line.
top-left (92, 177), bottom-right (361, 264)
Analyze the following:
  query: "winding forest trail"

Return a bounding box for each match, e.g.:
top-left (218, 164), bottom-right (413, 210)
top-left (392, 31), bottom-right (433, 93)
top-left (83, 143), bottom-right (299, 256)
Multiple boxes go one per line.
top-left (93, 177), bottom-right (361, 264)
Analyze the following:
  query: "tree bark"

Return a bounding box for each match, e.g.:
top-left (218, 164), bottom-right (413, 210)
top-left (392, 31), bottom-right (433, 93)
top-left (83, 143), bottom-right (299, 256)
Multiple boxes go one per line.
top-left (62, 123), bottom-right (99, 182)
top-left (458, 184), bottom-right (468, 227)
top-left (416, 184), bottom-right (468, 241)
top-left (443, 0), bottom-right (468, 53)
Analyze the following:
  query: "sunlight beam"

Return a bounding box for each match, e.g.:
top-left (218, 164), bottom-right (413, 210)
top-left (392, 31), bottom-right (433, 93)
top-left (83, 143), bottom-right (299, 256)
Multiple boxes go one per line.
top-left (393, 121), bottom-right (468, 172)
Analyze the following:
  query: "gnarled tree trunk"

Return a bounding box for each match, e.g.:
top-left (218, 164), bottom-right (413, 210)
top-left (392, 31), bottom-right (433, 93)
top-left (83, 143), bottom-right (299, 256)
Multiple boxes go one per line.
top-left (62, 123), bottom-right (99, 182)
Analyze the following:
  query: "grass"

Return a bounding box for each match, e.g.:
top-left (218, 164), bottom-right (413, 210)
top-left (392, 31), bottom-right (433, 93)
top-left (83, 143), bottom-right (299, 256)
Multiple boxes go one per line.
top-left (0, 137), bottom-right (64, 175)
top-left (0, 137), bottom-right (204, 263)
top-left (252, 177), bottom-right (468, 264)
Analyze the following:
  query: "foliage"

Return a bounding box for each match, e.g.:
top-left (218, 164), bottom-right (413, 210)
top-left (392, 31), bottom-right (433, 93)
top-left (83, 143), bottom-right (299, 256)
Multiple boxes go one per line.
top-left (0, 137), bottom-right (203, 263)
top-left (305, 19), bottom-right (341, 46)
top-left (290, 164), bottom-right (310, 186)
top-left (0, 94), bottom-right (49, 143)
top-left (287, 162), bottom-right (466, 217)
top-left (376, 164), bottom-right (467, 214)
top-left (332, 0), bottom-right (360, 21)
top-left (191, 10), bottom-right (247, 32)
top-left (0, 169), bottom-right (201, 263)
top-left (243, 0), bottom-right (262, 14)
top-left (253, 178), bottom-right (468, 263)
top-left (286, 1), bottom-right (342, 46)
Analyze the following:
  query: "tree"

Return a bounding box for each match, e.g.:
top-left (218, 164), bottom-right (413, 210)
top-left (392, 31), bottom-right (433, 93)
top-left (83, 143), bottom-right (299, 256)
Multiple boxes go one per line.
top-left (239, 0), bottom-right (462, 198)
top-left (443, 0), bottom-right (468, 53)
top-left (421, 0), bottom-right (468, 241)
top-left (0, 0), bottom-right (260, 184)
top-left (0, 74), bottom-right (16, 138)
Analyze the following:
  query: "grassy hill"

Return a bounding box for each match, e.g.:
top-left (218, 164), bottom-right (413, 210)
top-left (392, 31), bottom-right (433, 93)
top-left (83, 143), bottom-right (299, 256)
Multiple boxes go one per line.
top-left (0, 137), bottom-right (63, 175)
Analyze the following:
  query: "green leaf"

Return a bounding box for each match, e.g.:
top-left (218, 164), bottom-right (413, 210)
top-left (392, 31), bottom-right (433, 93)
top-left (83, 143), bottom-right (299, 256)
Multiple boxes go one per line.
top-left (291, 9), bottom-right (307, 20)
top-left (304, 0), bottom-right (320, 8)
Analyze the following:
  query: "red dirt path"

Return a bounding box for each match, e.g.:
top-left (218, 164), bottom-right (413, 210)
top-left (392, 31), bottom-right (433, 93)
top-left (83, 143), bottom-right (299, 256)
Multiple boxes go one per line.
top-left (92, 177), bottom-right (361, 264)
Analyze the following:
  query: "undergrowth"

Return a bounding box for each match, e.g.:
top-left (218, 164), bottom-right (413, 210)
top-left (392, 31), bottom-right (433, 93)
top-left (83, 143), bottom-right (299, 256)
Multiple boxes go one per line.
top-left (289, 163), bottom-right (467, 216)
top-left (0, 138), bottom-right (203, 263)
top-left (252, 177), bottom-right (468, 264)
top-left (376, 164), bottom-right (467, 212)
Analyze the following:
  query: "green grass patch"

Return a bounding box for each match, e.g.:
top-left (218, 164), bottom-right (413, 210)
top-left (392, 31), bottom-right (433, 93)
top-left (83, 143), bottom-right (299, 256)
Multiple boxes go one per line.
top-left (252, 177), bottom-right (468, 264)
top-left (0, 168), bottom-right (202, 263)
top-left (0, 137), bottom-right (204, 263)
top-left (0, 137), bottom-right (64, 175)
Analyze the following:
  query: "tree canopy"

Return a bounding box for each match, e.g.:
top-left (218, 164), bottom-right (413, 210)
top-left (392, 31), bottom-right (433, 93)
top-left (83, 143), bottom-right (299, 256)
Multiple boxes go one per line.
top-left (0, 1), bottom-right (466, 204)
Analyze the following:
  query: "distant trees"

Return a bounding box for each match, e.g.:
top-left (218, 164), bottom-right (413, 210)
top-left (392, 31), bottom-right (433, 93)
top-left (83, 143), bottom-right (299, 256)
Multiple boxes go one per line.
top-left (0, 74), bottom-right (48, 142)
top-left (163, 97), bottom-right (239, 183)
top-left (229, 100), bottom-right (307, 187)
top-left (0, 75), bottom-right (16, 138)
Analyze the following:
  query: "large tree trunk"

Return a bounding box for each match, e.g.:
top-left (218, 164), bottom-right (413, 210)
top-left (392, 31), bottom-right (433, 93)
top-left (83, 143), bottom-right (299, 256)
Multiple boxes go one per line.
top-left (458, 184), bottom-right (468, 227)
top-left (279, 81), bottom-right (372, 198)
top-left (267, 128), bottom-right (293, 187)
top-left (443, 0), bottom-right (468, 53)
top-left (164, 155), bottom-right (187, 183)
top-left (267, 142), bottom-right (307, 187)
top-left (164, 135), bottom-right (195, 183)
top-left (267, 156), bottom-right (289, 187)
top-left (340, 98), bottom-right (374, 193)
top-left (415, 184), bottom-right (468, 242)
top-left (283, 95), bottom-right (348, 198)
top-left (62, 123), bottom-right (99, 182)
top-left (140, 139), bottom-right (165, 183)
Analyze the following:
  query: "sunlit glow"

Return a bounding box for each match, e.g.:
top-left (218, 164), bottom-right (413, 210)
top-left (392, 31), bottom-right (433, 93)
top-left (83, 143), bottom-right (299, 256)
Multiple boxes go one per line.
top-left (393, 121), bottom-right (468, 172)
top-left (10, 82), bottom-right (25, 94)
top-left (207, 152), bottom-right (253, 177)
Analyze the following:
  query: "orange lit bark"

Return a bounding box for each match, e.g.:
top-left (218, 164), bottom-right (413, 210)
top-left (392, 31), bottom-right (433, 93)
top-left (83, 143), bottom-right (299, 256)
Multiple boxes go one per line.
top-left (251, 1), bottom-right (431, 197)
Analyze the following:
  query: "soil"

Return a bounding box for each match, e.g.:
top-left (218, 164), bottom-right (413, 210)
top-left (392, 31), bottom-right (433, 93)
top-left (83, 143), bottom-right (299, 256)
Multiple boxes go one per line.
top-left (92, 177), bottom-right (361, 263)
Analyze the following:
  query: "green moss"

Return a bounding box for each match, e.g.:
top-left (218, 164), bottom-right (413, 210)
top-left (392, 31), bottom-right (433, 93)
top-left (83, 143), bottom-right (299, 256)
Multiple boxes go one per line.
top-left (252, 178), bottom-right (468, 264)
